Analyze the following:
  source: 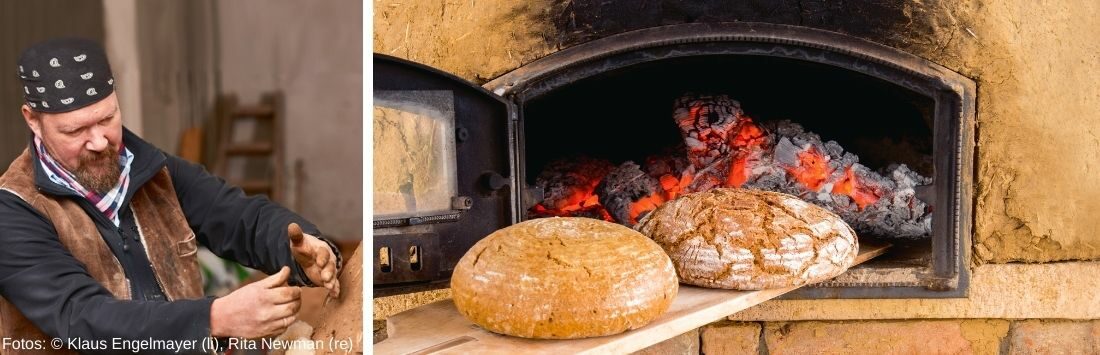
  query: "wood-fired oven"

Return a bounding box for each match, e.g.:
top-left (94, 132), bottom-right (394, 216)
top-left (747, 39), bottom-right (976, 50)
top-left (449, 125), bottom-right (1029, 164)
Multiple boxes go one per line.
top-left (374, 23), bottom-right (975, 299)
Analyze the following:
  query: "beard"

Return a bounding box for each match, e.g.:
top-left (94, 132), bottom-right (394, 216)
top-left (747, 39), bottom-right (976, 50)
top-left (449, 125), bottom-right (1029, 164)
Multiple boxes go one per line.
top-left (72, 146), bottom-right (122, 195)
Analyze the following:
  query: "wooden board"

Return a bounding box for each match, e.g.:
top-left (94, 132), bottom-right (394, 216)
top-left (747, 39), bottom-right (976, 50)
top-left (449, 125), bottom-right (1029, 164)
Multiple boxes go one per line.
top-left (375, 241), bottom-right (889, 355)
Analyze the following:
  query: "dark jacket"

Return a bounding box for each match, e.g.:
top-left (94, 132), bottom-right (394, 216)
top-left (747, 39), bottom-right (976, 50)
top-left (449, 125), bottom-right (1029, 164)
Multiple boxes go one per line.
top-left (0, 128), bottom-right (328, 353)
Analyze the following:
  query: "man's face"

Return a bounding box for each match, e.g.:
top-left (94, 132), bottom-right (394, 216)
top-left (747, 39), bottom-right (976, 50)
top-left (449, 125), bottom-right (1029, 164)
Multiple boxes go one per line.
top-left (22, 92), bottom-right (123, 194)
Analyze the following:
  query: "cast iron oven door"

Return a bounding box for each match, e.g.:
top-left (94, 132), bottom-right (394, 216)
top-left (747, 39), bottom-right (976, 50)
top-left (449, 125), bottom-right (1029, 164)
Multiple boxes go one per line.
top-left (374, 55), bottom-right (515, 297)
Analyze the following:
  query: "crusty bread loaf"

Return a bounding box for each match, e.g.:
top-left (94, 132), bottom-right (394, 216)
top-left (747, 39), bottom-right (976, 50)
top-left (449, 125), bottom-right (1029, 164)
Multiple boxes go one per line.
top-left (635, 188), bottom-right (858, 290)
top-left (451, 217), bottom-right (678, 339)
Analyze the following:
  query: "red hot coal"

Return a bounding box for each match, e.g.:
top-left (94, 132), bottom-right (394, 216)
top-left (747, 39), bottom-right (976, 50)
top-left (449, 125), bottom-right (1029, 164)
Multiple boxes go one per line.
top-left (529, 93), bottom-right (932, 239)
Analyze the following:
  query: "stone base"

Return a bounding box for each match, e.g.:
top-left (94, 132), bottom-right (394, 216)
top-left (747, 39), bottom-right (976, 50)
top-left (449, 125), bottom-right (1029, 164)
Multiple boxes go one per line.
top-left (731, 262), bottom-right (1100, 321)
top-left (698, 319), bottom-right (1099, 355)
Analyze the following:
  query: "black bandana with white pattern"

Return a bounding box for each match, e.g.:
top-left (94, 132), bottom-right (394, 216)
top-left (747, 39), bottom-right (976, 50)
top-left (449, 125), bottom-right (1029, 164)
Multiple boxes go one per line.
top-left (17, 38), bottom-right (115, 113)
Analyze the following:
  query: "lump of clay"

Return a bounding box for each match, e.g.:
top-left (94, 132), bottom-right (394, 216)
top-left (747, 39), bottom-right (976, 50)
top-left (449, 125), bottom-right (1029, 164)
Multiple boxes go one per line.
top-left (635, 188), bottom-right (858, 290)
top-left (451, 217), bottom-right (678, 339)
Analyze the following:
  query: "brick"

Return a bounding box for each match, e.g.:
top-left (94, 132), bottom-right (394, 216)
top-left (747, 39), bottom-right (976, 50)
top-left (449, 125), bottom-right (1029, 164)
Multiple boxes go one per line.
top-left (763, 320), bottom-right (1009, 355)
top-left (701, 321), bottom-right (761, 355)
top-left (1008, 320), bottom-right (1100, 354)
top-left (633, 329), bottom-right (699, 355)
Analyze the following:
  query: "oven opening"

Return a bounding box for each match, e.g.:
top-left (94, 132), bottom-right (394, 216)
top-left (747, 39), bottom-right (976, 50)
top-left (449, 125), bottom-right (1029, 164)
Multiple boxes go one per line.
top-left (520, 55), bottom-right (938, 282)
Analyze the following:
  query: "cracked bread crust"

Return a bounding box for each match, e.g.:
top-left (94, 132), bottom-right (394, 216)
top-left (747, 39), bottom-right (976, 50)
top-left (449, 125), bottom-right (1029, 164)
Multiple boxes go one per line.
top-left (635, 188), bottom-right (859, 290)
top-left (451, 217), bottom-right (679, 339)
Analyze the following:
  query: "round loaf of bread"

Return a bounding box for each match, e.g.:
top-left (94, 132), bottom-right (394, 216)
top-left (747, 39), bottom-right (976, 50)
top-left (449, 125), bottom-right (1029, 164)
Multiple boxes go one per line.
top-left (451, 217), bottom-right (678, 339)
top-left (635, 188), bottom-right (858, 290)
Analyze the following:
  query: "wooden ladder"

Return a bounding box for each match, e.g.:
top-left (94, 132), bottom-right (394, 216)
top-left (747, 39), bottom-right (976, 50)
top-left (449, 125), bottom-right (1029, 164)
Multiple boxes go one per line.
top-left (214, 93), bottom-right (285, 203)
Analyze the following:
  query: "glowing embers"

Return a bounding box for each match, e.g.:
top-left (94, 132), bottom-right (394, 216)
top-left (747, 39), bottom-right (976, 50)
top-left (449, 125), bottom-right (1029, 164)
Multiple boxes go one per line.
top-left (529, 157), bottom-right (615, 222)
top-left (724, 121), bottom-right (768, 189)
top-left (832, 166), bottom-right (881, 210)
top-left (529, 93), bottom-right (932, 239)
top-left (594, 162), bottom-right (667, 225)
top-left (774, 140), bottom-right (881, 210)
top-left (782, 144), bottom-right (831, 191)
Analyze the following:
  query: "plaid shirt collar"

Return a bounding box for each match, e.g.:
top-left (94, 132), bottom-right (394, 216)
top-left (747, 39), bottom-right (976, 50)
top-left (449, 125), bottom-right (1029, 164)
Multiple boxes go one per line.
top-left (34, 135), bottom-right (133, 226)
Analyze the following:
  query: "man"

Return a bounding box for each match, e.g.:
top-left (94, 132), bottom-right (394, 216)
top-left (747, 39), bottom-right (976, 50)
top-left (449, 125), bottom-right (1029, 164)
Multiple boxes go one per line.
top-left (0, 38), bottom-right (341, 354)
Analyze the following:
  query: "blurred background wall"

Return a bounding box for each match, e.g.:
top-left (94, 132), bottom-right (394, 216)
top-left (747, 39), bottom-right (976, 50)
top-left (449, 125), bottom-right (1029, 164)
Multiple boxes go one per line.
top-left (217, 0), bottom-right (363, 240)
top-left (0, 0), bottom-right (362, 241)
top-left (0, 1), bottom-right (106, 169)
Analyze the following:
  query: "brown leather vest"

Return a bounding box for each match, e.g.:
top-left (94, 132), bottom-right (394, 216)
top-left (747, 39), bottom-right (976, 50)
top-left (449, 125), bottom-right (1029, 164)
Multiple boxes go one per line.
top-left (0, 150), bottom-right (204, 355)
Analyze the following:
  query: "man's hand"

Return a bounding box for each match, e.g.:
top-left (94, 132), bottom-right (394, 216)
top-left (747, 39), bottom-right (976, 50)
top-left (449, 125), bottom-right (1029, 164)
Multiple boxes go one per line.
top-left (210, 266), bottom-right (301, 338)
top-left (288, 223), bottom-right (340, 298)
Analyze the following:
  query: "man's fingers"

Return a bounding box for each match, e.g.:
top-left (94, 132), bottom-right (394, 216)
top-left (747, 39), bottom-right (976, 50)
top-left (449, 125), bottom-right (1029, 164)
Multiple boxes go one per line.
top-left (288, 223), bottom-right (305, 245)
top-left (315, 248), bottom-right (331, 268)
top-left (320, 264), bottom-right (335, 283)
top-left (263, 266), bottom-right (291, 288)
top-left (327, 279), bottom-right (341, 299)
top-left (282, 315), bottom-right (297, 330)
top-left (265, 299), bottom-right (300, 322)
top-left (277, 298), bottom-right (302, 316)
top-left (269, 315), bottom-right (296, 337)
top-left (268, 286), bottom-right (301, 305)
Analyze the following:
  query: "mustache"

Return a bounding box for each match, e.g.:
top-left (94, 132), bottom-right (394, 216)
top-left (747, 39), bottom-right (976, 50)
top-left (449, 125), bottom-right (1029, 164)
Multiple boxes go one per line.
top-left (78, 146), bottom-right (118, 165)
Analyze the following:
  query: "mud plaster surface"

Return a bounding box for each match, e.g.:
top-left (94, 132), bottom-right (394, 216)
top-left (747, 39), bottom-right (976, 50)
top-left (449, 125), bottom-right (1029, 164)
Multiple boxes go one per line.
top-left (375, 0), bottom-right (1100, 262)
top-left (952, 1), bottom-right (1100, 263)
top-left (373, 0), bottom-right (557, 84)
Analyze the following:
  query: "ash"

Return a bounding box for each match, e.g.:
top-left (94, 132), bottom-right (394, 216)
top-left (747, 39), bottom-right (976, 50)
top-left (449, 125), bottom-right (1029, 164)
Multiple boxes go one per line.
top-left (738, 120), bottom-right (931, 238)
top-left (531, 94), bottom-right (932, 239)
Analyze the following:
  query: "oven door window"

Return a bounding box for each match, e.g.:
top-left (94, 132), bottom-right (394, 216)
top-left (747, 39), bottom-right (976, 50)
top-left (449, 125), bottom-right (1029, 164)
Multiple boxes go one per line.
top-left (374, 90), bottom-right (458, 220)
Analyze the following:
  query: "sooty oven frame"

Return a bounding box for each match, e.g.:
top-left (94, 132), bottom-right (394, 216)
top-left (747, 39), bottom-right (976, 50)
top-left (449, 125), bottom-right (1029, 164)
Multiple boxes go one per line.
top-left (374, 22), bottom-right (976, 299)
